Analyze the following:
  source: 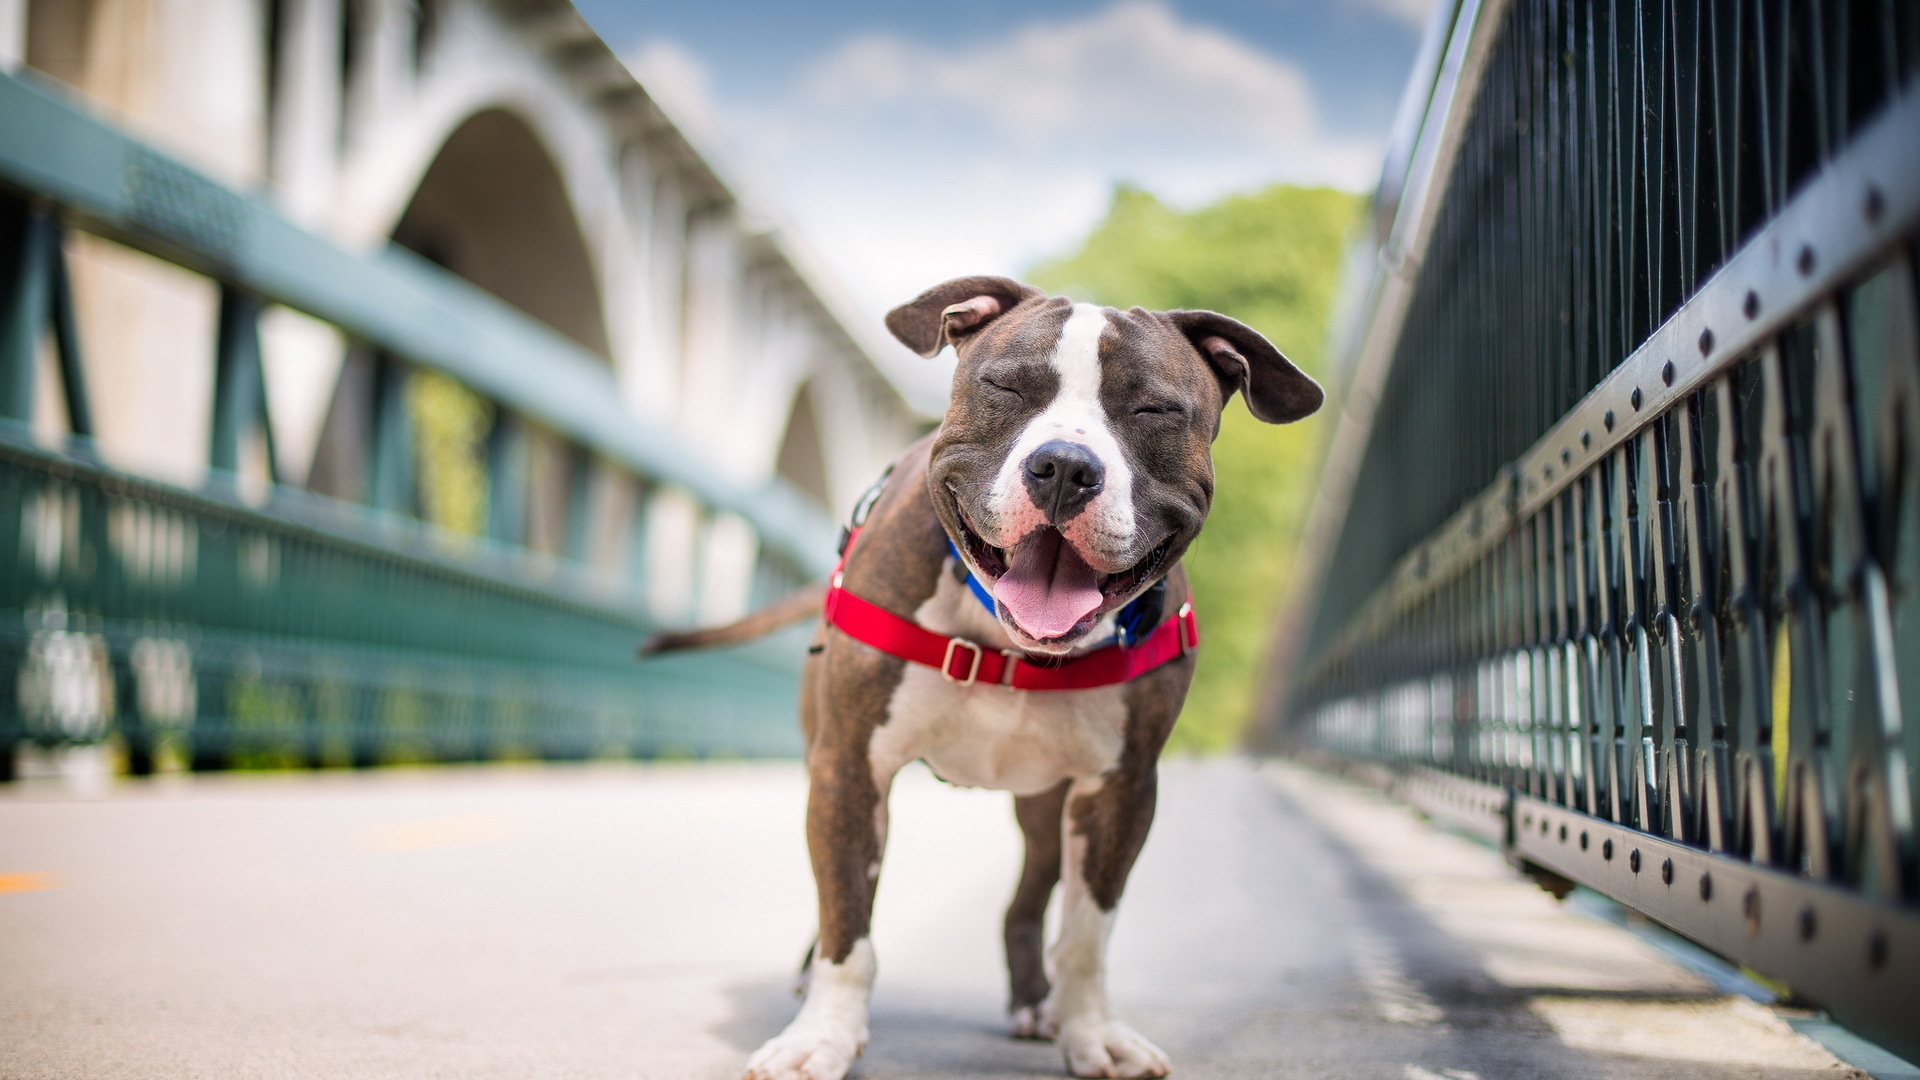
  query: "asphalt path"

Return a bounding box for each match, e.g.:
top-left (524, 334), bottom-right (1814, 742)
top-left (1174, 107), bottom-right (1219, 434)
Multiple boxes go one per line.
top-left (0, 757), bottom-right (1862, 1079)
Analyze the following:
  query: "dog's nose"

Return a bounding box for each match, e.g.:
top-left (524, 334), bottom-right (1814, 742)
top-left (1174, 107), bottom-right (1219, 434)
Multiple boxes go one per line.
top-left (1024, 440), bottom-right (1105, 523)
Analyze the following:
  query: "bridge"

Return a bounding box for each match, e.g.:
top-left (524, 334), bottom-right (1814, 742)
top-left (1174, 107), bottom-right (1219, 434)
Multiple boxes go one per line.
top-left (0, 0), bottom-right (925, 772)
top-left (3, 1), bottom-right (1919, 1078)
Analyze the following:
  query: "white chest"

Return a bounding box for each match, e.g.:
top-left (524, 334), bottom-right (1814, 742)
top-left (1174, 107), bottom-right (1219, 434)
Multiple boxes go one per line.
top-left (866, 563), bottom-right (1130, 795)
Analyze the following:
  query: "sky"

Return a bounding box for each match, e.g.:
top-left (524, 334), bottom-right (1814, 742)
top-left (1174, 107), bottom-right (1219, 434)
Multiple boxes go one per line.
top-left (573, 0), bottom-right (1437, 406)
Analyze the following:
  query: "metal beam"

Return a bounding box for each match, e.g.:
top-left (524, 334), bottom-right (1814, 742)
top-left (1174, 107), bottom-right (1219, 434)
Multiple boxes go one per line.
top-left (1514, 793), bottom-right (1920, 1063)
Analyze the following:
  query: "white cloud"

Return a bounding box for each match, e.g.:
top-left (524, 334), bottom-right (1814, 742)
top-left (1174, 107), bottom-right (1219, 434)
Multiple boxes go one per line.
top-left (1351, 0), bottom-right (1442, 32)
top-left (800, 1), bottom-right (1315, 152)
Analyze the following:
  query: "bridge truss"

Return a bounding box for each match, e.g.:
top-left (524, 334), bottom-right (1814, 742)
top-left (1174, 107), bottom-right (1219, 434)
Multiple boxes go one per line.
top-left (1284, 0), bottom-right (1920, 1060)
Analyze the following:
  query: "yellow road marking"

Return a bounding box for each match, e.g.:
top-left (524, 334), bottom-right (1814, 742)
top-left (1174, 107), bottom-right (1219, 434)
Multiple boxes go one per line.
top-left (360, 815), bottom-right (515, 853)
top-left (0, 872), bottom-right (61, 894)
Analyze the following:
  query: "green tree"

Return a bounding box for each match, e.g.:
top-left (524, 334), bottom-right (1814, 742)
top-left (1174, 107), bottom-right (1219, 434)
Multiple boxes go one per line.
top-left (1028, 183), bottom-right (1362, 753)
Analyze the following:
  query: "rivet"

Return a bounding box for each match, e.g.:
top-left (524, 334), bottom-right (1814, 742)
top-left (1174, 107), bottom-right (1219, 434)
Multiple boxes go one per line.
top-left (1799, 906), bottom-right (1817, 941)
top-left (1543, 465), bottom-right (1554, 482)
top-left (1696, 329), bottom-right (1712, 358)
top-left (1581, 430), bottom-right (1591, 449)
top-left (1524, 813), bottom-right (1533, 827)
top-left (1661, 858), bottom-right (1674, 885)
top-left (1541, 817), bottom-right (1550, 835)
top-left (1743, 290), bottom-right (1761, 319)
top-left (1797, 245), bottom-right (1816, 276)
top-left (1603, 410), bottom-right (1615, 432)
top-left (1664, 359), bottom-right (1678, 385)
top-left (1602, 838), bottom-right (1614, 860)
top-left (1864, 186), bottom-right (1885, 224)
top-left (1630, 388), bottom-right (1643, 410)
top-left (1561, 447), bottom-right (1572, 465)
top-left (1698, 872), bottom-right (1713, 901)
top-left (1579, 830), bottom-right (1589, 850)
top-left (1558, 823), bottom-right (1568, 842)
top-left (1743, 887), bottom-right (1761, 935)
top-left (1868, 930), bottom-right (1888, 971)
top-left (1629, 849), bottom-right (1642, 873)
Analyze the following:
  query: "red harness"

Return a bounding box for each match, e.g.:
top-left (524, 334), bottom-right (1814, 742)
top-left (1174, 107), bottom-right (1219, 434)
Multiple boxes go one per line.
top-left (822, 524), bottom-right (1198, 691)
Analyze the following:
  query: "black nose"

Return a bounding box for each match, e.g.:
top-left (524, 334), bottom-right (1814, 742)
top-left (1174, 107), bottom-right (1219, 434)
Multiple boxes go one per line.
top-left (1024, 440), bottom-right (1105, 524)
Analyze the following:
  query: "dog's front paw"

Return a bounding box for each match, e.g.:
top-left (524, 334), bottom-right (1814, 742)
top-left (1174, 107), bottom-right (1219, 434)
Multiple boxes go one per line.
top-left (1057, 1019), bottom-right (1170, 1079)
top-left (1009, 1001), bottom-right (1056, 1040)
top-left (743, 1024), bottom-right (865, 1080)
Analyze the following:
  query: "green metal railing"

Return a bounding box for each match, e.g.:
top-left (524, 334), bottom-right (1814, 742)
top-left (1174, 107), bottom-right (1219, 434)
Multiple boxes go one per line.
top-left (1283, 0), bottom-right (1920, 1061)
top-left (0, 70), bottom-right (838, 774)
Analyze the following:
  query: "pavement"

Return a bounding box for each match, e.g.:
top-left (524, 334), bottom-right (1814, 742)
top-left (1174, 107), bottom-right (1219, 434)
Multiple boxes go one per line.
top-left (0, 756), bottom-right (1868, 1080)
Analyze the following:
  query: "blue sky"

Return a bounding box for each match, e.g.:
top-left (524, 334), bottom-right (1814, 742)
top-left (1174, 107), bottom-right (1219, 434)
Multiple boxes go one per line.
top-left (575, 0), bottom-right (1434, 399)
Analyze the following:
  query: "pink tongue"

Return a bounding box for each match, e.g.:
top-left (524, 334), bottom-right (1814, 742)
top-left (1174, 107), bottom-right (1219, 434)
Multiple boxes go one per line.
top-left (994, 529), bottom-right (1104, 640)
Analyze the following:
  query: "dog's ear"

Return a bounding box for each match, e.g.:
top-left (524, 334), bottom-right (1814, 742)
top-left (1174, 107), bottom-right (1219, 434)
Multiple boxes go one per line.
top-left (1166, 310), bottom-right (1323, 424)
top-left (886, 276), bottom-right (1043, 358)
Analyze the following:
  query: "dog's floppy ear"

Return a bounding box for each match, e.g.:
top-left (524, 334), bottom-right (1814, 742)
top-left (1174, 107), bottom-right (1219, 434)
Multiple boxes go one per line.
top-left (886, 276), bottom-right (1043, 358)
top-left (1166, 310), bottom-right (1324, 424)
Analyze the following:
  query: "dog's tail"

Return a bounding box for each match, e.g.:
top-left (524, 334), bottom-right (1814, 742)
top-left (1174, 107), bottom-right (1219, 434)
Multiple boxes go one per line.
top-left (636, 582), bottom-right (828, 656)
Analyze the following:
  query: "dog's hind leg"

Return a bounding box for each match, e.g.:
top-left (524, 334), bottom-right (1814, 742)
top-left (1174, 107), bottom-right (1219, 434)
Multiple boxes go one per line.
top-left (1006, 780), bottom-right (1068, 1037)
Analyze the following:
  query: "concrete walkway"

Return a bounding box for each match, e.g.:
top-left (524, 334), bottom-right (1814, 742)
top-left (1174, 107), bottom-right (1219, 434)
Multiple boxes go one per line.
top-left (0, 758), bottom-right (1862, 1079)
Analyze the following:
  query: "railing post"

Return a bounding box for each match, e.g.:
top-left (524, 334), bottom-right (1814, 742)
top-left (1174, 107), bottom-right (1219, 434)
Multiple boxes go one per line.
top-left (485, 411), bottom-right (527, 544)
top-left (114, 643), bottom-right (154, 776)
top-left (189, 648), bottom-right (229, 772)
top-left (563, 446), bottom-right (592, 564)
top-left (0, 195), bottom-right (43, 781)
top-left (0, 194), bottom-right (51, 424)
top-left (370, 355), bottom-right (413, 516)
top-left (0, 632), bottom-right (16, 782)
top-left (47, 218), bottom-right (90, 440)
top-left (349, 680), bottom-right (381, 769)
top-left (210, 287), bottom-right (270, 486)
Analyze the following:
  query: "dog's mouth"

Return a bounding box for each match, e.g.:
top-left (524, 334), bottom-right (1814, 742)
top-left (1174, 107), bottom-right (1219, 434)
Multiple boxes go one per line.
top-left (953, 505), bottom-right (1172, 645)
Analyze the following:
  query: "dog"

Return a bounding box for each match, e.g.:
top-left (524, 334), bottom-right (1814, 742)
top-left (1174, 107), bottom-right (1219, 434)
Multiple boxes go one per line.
top-left (648, 275), bottom-right (1321, 1079)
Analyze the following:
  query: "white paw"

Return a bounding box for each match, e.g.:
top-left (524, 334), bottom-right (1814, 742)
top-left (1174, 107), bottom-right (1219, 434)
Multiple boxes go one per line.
top-left (1057, 1019), bottom-right (1170, 1078)
top-left (743, 1024), bottom-right (865, 1080)
top-left (1010, 1002), bottom-right (1056, 1040)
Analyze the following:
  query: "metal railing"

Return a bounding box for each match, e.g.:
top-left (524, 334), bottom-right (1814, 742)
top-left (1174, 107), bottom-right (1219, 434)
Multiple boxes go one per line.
top-left (1283, 0), bottom-right (1920, 1060)
top-left (0, 70), bottom-right (839, 774)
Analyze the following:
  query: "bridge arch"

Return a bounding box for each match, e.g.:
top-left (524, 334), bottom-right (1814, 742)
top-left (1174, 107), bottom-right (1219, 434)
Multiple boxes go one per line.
top-left (391, 107), bottom-right (610, 358)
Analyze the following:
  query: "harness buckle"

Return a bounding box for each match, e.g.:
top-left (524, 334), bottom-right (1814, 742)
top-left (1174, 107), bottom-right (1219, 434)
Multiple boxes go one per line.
top-left (942, 637), bottom-right (984, 685)
top-left (998, 649), bottom-right (1021, 689)
top-left (1177, 603), bottom-right (1198, 654)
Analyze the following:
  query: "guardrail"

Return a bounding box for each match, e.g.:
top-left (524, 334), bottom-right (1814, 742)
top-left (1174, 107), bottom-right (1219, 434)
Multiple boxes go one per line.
top-left (1282, 1), bottom-right (1920, 1061)
top-left (0, 70), bottom-right (839, 775)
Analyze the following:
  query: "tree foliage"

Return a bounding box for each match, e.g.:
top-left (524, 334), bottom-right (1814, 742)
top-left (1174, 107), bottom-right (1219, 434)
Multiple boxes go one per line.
top-left (1028, 183), bottom-right (1362, 753)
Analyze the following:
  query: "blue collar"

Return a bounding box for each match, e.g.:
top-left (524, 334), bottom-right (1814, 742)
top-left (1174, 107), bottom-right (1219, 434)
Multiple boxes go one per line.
top-left (946, 537), bottom-right (1165, 647)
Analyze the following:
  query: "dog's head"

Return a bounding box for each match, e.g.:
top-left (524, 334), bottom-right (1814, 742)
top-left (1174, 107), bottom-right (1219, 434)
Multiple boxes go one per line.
top-left (887, 275), bottom-right (1323, 655)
